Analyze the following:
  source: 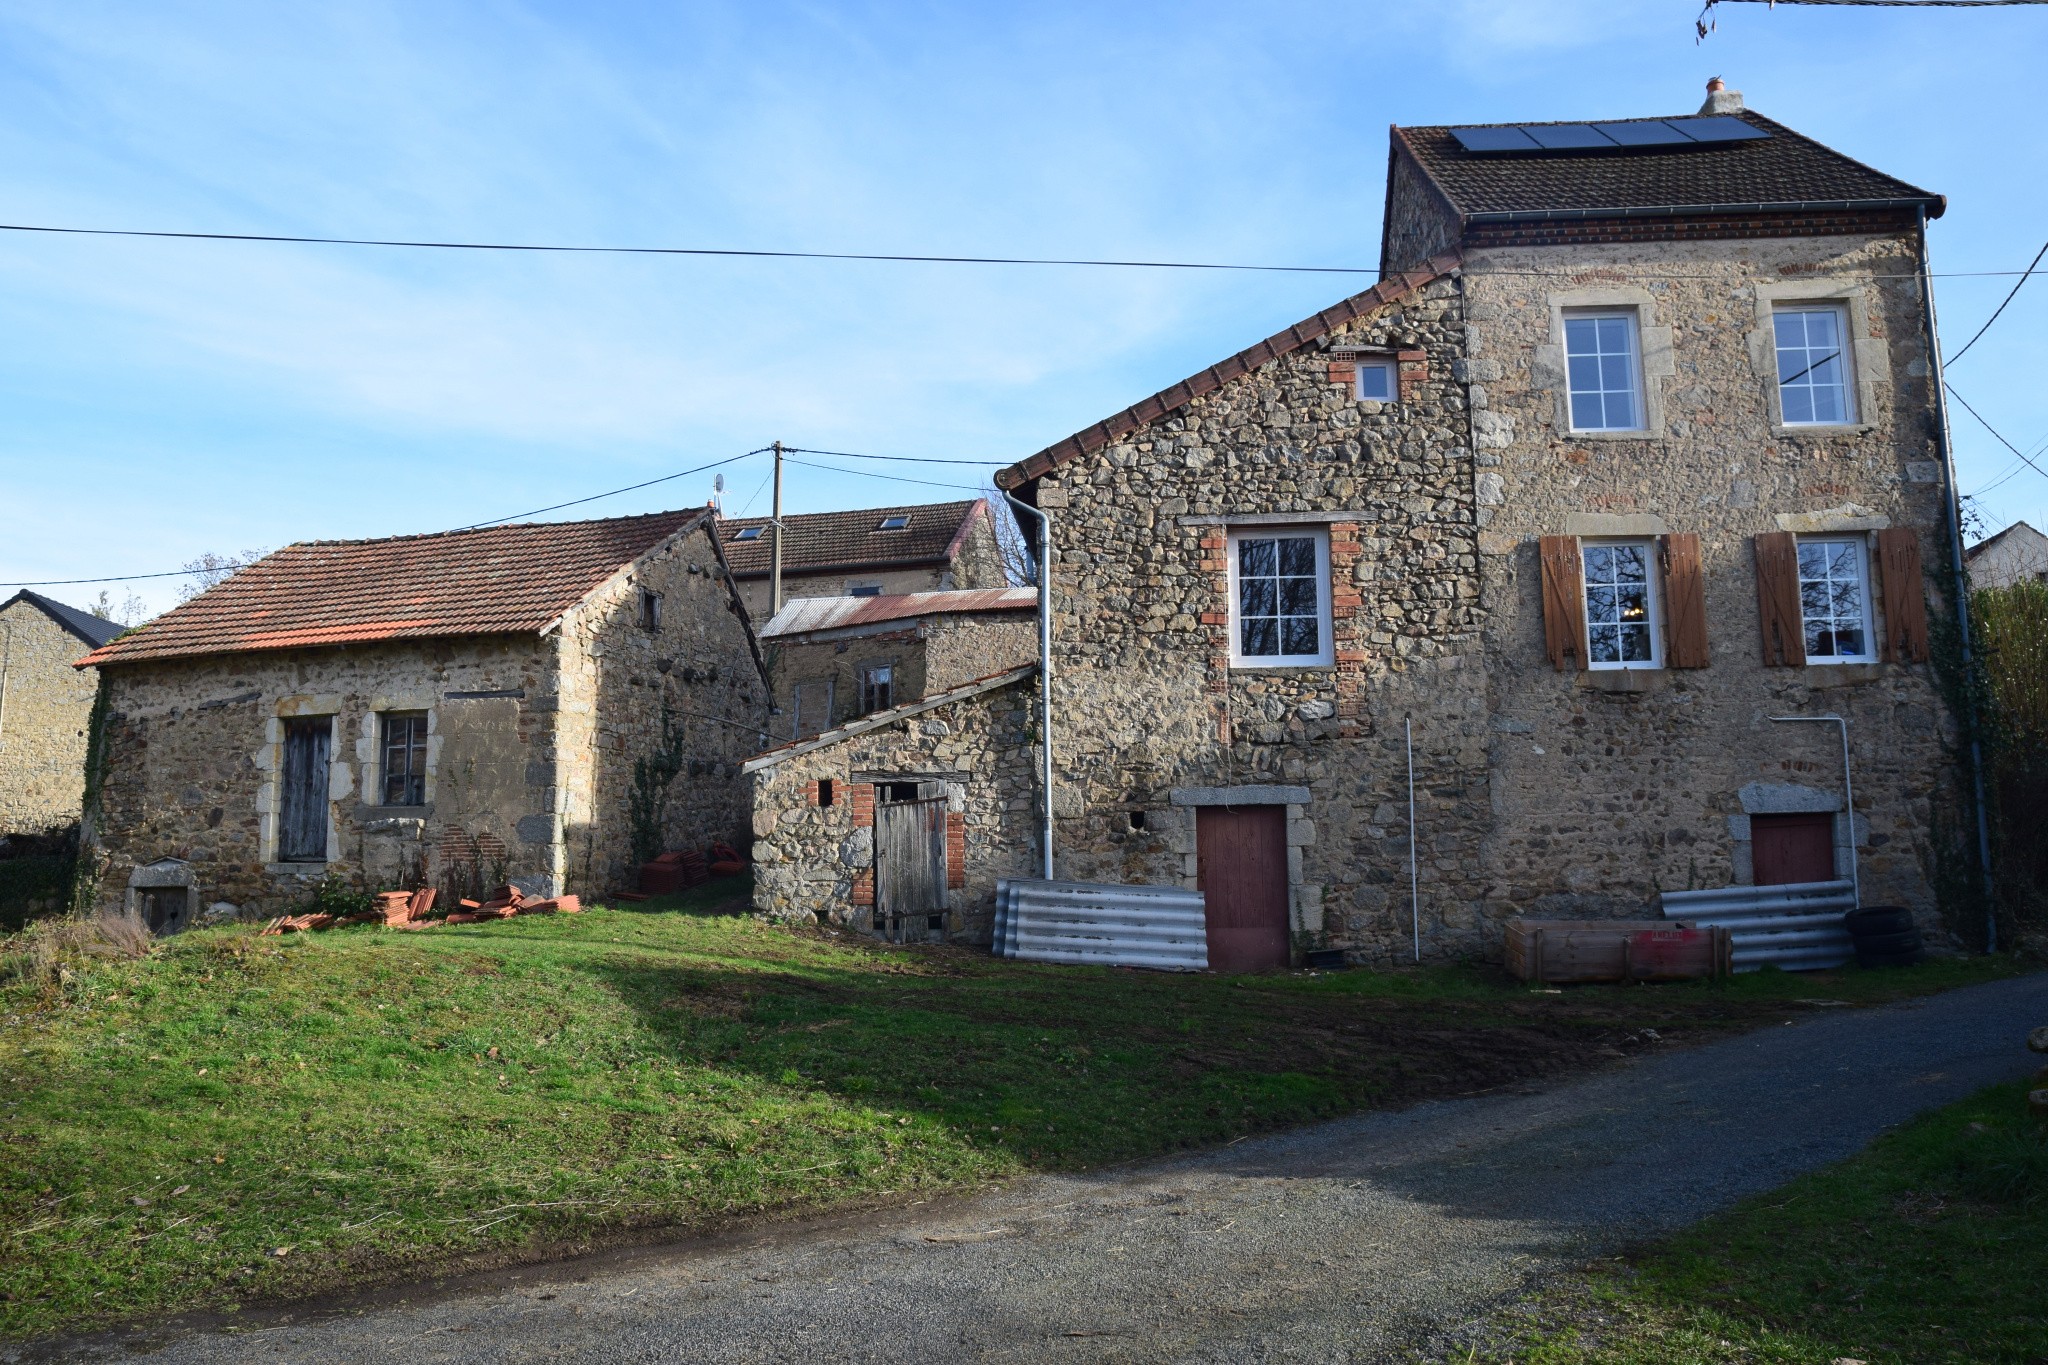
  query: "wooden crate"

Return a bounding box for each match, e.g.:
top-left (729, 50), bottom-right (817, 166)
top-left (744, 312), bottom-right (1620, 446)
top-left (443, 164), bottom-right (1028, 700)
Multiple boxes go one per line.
top-left (1505, 918), bottom-right (1731, 984)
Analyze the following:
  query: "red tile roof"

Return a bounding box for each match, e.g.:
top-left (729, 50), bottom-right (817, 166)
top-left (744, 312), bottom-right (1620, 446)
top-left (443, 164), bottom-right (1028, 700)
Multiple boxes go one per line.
top-left (993, 253), bottom-right (1461, 490)
top-left (78, 509), bottom-right (712, 667)
top-left (718, 500), bottom-right (987, 579)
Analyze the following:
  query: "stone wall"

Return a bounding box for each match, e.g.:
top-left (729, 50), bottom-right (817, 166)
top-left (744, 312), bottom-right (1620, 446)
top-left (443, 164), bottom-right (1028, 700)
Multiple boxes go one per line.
top-left (1464, 233), bottom-right (1961, 925)
top-left (1023, 275), bottom-right (1493, 962)
top-left (0, 601), bottom-right (99, 835)
top-left (557, 522), bottom-right (771, 891)
top-left (88, 636), bottom-right (557, 919)
top-left (748, 675), bottom-right (1039, 940)
top-left (764, 611), bottom-right (1036, 742)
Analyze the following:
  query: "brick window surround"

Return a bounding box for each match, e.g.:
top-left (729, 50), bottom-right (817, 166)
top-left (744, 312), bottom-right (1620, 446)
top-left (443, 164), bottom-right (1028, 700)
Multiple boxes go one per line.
top-left (1198, 521), bottom-right (1368, 741)
top-left (1326, 348), bottom-right (1427, 401)
top-left (809, 779), bottom-right (965, 909)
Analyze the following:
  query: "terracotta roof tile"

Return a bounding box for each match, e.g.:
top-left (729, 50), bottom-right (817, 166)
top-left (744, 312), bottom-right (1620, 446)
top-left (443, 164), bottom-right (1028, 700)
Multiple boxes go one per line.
top-left (79, 509), bottom-right (710, 668)
top-left (718, 500), bottom-right (986, 579)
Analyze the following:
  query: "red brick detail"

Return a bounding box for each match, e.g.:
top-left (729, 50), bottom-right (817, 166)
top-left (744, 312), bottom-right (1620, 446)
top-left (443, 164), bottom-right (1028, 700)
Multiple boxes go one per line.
top-left (946, 811), bottom-right (967, 890)
top-left (850, 870), bottom-right (875, 907)
top-left (1396, 349), bottom-right (1429, 401)
top-left (848, 783), bottom-right (876, 828)
top-left (1465, 208), bottom-right (1916, 252)
top-left (1327, 361), bottom-right (1356, 386)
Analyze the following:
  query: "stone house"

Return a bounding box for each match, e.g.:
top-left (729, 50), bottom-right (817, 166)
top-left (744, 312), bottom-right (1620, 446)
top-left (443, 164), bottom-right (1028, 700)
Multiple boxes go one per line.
top-left (76, 510), bottom-right (769, 930)
top-left (0, 591), bottom-right (123, 836)
top-left (754, 81), bottom-right (1971, 967)
top-left (759, 587), bottom-right (1038, 739)
top-left (719, 499), bottom-right (1010, 617)
top-left (1966, 522), bottom-right (2048, 590)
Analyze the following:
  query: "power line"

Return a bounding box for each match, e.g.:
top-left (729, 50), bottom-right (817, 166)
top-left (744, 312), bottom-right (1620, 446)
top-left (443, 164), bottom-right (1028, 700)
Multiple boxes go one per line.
top-left (1, 219), bottom-right (2045, 282)
top-left (454, 448), bottom-right (769, 529)
top-left (1946, 383), bottom-right (2048, 490)
top-left (785, 446), bottom-right (1007, 467)
top-left (1945, 237), bottom-right (2048, 367)
top-left (781, 455), bottom-right (988, 493)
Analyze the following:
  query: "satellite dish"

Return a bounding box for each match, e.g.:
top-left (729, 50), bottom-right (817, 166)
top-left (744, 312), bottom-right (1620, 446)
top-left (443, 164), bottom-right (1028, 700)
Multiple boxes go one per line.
top-left (714, 474), bottom-right (725, 493)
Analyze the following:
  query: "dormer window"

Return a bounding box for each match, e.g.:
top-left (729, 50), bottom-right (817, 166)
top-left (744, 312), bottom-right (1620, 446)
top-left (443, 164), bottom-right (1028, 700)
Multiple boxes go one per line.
top-left (877, 515), bottom-right (911, 531)
top-left (733, 526), bottom-right (763, 541)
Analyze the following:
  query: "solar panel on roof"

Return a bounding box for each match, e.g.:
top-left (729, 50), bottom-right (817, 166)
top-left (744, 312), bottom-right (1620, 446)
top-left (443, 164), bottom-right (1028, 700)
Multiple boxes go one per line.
top-left (1449, 125), bottom-right (1541, 153)
top-left (1669, 116), bottom-right (1770, 144)
top-left (1524, 123), bottom-right (1612, 150)
top-left (1592, 120), bottom-right (1693, 147)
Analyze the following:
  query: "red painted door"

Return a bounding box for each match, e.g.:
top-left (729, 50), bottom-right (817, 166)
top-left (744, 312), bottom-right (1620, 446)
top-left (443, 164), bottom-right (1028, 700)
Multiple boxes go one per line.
top-left (1751, 812), bottom-right (1835, 885)
top-left (1196, 806), bottom-right (1290, 972)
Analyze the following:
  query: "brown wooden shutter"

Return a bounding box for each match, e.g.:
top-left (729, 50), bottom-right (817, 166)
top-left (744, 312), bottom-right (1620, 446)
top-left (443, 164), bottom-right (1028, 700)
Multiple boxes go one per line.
top-left (1753, 532), bottom-right (1806, 667)
top-left (1538, 535), bottom-right (1586, 671)
top-left (1876, 527), bottom-right (1930, 663)
top-left (1659, 533), bottom-right (1710, 669)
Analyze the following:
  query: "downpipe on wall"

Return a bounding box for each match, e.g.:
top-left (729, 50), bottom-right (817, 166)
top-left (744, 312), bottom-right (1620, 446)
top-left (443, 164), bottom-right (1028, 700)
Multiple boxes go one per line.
top-left (1001, 488), bottom-right (1055, 881)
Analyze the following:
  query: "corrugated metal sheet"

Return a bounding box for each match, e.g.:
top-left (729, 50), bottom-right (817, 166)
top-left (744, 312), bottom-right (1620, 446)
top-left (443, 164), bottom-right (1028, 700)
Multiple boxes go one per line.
top-left (993, 878), bottom-right (1209, 971)
top-left (759, 588), bottom-right (1038, 639)
top-left (1659, 879), bottom-right (1856, 971)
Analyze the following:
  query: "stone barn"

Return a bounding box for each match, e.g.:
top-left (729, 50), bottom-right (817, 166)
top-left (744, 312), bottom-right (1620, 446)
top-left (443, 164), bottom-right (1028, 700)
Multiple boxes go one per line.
top-left (75, 509), bottom-right (769, 928)
top-left (788, 80), bottom-right (1971, 966)
top-left (718, 499), bottom-right (1010, 618)
top-left (0, 591), bottom-right (123, 836)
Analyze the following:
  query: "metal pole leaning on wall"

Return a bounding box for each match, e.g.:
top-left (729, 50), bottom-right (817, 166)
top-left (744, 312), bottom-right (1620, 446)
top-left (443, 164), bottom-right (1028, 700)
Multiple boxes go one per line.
top-left (1769, 714), bottom-right (1858, 908)
top-left (1002, 488), bottom-right (1055, 881)
top-left (1407, 716), bottom-right (1420, 963)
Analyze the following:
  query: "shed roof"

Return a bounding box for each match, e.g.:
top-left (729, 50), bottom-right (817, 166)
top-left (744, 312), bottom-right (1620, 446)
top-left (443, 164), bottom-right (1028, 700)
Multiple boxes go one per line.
top-left (77, 509), bottom-right (712, 668)
top-left (758, 587), bottom-right (1037, 640)
top-left (718, 500), bottom-right (988, 580)
top-left (1, 590), bottom-right (126, 649)
top-left (1392, 109), bottom-right (1941, 223)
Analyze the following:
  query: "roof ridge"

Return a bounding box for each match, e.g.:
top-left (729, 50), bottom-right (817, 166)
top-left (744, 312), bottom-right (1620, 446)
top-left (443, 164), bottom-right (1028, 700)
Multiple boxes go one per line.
top-left (993, 250), bottom-right (1462, 489)
top-left (286, 506), bottom-right (709, 551)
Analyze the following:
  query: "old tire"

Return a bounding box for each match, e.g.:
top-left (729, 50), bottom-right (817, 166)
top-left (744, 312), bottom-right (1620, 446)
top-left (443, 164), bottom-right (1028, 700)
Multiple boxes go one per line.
top-left (1854, 928), bottom-right (1922, 956)
top-left (1844, 905), bottom-right (1914, 937)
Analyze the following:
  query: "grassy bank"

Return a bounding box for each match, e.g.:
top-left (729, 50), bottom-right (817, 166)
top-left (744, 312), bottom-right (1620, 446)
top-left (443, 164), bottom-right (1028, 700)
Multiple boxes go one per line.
top-left (1450, 1081), bottom-right (2048, 1365)
top-left (0, 885), bottom-right (2026, 1342)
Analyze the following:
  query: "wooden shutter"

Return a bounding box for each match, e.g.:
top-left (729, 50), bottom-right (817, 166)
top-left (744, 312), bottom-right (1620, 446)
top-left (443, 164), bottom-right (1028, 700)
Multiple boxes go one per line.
top-left (1753, 532), bottom-right (1806, 667)
top-left (1876, 528), bottom-right (1930, 663)
top-left (1538, 535), bottom-right (1586, 671)
top-left (1659, 533), bottom-right (1710, 669)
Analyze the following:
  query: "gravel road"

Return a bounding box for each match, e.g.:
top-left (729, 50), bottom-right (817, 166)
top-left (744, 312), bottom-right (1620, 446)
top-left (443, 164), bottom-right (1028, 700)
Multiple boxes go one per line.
top-left (23, 972), bottom-right (2046, 1365)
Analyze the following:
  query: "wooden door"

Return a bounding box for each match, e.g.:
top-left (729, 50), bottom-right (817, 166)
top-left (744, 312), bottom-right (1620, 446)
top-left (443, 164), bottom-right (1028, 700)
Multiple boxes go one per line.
top-left (1751, 812), bottom-right (1835, 885)
top-left (1197, 806), bottom-right (1290, 972)
top-left (876, 791), bottom-right (947, 942)
top-left (279, 717), bottom-right (332, 863)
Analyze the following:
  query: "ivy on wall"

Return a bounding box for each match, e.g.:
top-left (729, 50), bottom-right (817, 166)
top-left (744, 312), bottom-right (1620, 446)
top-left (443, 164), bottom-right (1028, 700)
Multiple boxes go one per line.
top-left (628, 707), bottom-right (689, 866)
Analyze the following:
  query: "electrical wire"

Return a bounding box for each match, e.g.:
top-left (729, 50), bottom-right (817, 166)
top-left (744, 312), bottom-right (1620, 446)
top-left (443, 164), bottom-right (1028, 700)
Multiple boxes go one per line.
top-left (1945, 236), bottom-right (2048, 367)
top-left (785, 446), bottom-right (1007, 467)
top-left (0, 219), bottom-right (2043, 282)
top-left (781, 455), bottom-right (988, 493)
top-left (1946, 383), bottom-right (2048, 490)
top-left (454, 448), bottom-right (770, 529)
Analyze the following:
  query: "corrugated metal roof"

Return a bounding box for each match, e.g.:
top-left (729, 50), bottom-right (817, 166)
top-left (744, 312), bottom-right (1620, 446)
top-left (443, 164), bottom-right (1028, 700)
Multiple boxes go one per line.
top-left (758, 587), bottom-right (1037, 639)
top-left (78, 509), bottom-right (711, 667)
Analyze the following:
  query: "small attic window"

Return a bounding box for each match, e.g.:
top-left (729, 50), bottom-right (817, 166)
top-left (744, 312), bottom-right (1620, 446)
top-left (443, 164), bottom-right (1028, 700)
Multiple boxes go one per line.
top-left (638, 590), bottom-right (662, 632)
top-left (733, 526), bottom-right (763, 541)
top-left (876, 515), bottom-right (911, 531)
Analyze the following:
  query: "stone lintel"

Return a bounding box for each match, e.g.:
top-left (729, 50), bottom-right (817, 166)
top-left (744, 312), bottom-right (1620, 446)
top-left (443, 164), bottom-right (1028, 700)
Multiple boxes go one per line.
top-left (1169, 784), bottom-right (1310, 807)
top-left (1774, 505), bottom-right (1889, 533)
top-left (1178, 511), bottom-right (1373, 528)
top-left (1564, 513), bottom-right (1669, 538)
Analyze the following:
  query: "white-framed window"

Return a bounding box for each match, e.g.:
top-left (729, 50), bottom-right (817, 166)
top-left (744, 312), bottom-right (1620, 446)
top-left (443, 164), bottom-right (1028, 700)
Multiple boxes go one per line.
top-left (1773, 304), bottom-right (1855, 426)
top-left (1797, 537), bottom-right (1875, 663)
top-left (1564, 311), bottom-right (1643, 431)
top-left (1580, 541), bottom-right (1661, 669)
top-left (859, 662), bottom-right (894, 713)
top-left (1355, 359), bottom-right (1397, 402)
top-left (1227, 528), bottom-right (1333, 667)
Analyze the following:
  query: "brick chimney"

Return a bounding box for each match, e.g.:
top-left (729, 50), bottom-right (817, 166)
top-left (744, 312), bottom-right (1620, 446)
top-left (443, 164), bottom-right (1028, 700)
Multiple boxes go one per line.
top-left (1699, 77), bottom-right (1744, 115)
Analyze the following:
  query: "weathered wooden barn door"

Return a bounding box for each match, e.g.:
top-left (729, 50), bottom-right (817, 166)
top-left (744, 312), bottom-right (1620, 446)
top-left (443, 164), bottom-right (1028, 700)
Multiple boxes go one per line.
top-left (875, 785), bottom-right (947, 942)
top-left (278, 717), bottom-right (332, 863)
top-left (1196, 806), bottom-right (1290, 972)
top-left (1751, 812), bottom-right (1835, 886)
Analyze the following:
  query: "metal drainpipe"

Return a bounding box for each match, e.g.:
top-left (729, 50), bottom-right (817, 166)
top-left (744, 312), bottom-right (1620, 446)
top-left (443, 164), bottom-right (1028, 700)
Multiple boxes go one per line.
top-left (1002, 487), bottom-right (1055, 881)
top-left (1917, 206), bottom-right (2000, 949)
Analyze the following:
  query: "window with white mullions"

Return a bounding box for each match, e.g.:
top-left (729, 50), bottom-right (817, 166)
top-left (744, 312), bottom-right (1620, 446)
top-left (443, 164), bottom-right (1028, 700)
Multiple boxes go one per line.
top-left (1228, 529), bottom-right (1332, 667)
top-left (1581, 542), bottom-right (1660, 668)
top-left (1797, 538), bottom-right (1874, 663)
top-left (1774, 306), bottom-right (1854, 425)
top-left (1564, 313), bottom-right (1642, 431)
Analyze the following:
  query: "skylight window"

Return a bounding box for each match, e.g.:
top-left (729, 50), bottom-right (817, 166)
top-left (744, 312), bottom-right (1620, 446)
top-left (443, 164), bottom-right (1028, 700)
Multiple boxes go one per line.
top-left (733, 526), bottom-right (763, 541)
top-left (877, 515), bottom-right (911, 531)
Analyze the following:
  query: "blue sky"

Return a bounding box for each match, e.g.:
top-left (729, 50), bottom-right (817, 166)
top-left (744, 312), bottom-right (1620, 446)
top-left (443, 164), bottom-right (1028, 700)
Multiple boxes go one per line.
top-left (2, 0), bottom-right (2043, 616)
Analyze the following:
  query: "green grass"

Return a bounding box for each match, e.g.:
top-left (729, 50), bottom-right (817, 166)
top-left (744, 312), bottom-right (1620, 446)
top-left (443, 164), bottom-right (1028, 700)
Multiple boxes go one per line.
top-left (1458, 1082), bottom-right (2048, 1365)
top-left (0, 884), bottom-right (2028, 1343)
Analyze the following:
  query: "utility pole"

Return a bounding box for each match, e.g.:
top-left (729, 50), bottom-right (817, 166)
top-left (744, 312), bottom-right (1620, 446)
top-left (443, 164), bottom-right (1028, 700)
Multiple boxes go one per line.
top-left (769, 440), bottom-right (786, 617)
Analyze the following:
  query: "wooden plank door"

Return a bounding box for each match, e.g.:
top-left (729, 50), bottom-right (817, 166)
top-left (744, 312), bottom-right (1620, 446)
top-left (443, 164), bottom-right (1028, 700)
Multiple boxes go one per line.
top-left (1751, 812), bottom-right (1835, 885)
top-left (278, 717), bottom-right (332, 863)
top-left (1196, 806), bottom-right (1290, 972)
top-left (876, 792), bottom-right (947, 942)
